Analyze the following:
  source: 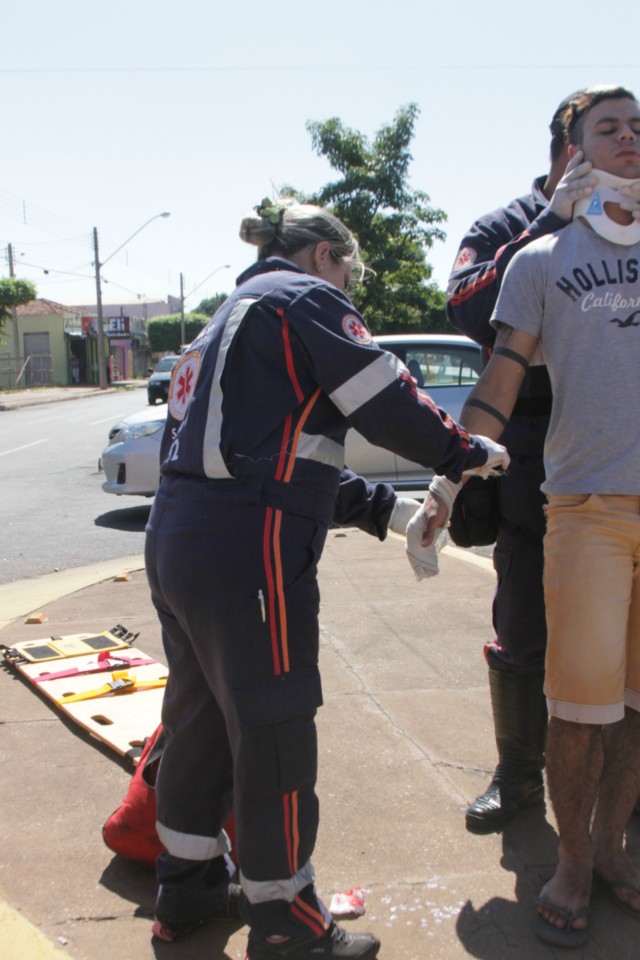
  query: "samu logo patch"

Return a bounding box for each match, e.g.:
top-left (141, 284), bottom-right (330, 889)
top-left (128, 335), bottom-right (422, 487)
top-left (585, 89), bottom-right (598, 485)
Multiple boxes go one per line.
top-left (342, 314), bottom-right (372, 344)
top-left (168, 352), bottom-right (201, 421)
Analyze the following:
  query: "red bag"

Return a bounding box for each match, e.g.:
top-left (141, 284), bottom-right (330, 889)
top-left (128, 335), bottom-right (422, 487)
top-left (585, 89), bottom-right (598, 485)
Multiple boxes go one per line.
top-left (102, 724), bottom-right (166, 867)
top-left (102, 724), bottom-right (237, 868)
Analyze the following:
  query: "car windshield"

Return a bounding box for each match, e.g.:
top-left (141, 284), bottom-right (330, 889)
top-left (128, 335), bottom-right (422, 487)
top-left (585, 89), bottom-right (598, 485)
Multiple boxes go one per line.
top-left (154, 357), bottom-right (178, 373)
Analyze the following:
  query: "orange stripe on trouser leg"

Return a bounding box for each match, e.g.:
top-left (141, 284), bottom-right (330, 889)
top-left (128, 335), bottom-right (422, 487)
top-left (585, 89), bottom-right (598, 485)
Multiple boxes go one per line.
top-left (291, 897), bottom-right (328, 935)
top-left (291, 790), bottom-right (300, 873)
top-left (283, 793), bottom-right (294, 875)
top-left (262, 507), bottom-right (281, 676)
top-left (272, 509), bottom-right (289, 673)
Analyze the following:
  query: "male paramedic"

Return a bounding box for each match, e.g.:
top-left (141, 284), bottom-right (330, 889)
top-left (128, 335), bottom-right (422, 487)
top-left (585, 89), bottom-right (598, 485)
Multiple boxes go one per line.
top-left (446, 87), bottom-right (599, 833)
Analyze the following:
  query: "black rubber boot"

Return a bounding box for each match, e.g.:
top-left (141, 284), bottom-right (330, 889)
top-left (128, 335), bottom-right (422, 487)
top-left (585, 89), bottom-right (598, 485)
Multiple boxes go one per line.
top-left (465, 669), bottom-right (547, 834)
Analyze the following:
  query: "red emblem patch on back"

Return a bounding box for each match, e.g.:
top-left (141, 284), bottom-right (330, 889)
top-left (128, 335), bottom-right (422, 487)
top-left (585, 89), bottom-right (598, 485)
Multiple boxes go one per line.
top-left (453, 247), bottom-right (477, 271)
top-left (342, 314), bottom-right (372, 344)
top-left (168, 352), bottom-right (201, 421)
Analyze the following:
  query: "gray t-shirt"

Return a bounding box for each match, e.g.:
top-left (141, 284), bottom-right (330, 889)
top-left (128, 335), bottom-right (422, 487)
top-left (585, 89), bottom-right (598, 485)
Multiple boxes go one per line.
top-left (492, 219), bottom-right (640, 495)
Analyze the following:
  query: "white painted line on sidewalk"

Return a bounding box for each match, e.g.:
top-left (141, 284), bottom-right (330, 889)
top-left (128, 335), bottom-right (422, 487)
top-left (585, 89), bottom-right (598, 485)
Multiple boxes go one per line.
top-left (442, 543), bottom-right (494, 573)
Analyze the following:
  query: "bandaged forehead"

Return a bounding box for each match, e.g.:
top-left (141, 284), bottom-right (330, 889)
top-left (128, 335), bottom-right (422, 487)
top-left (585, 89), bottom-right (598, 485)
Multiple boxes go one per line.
top-left (574, 169), bottom-right (640, 245)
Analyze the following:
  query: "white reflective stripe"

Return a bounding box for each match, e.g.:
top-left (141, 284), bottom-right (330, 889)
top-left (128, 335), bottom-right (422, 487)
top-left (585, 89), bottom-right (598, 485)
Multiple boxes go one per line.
top-left (203, 297), bottom-right (255, 479)
top-left (296, 431), bottom-right (344, 471)
top-left (329, 351), bottom-right (405, 418)
top-left (240, 861), bottom-right (315, 904)
top-left (156, 820), bottom-right (231, 861)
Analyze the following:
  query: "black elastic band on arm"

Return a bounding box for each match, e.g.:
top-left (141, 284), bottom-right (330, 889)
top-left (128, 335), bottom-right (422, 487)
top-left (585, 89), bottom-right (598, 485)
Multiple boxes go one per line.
top-left (493, 346), bottom-right (530, 370)
top-left (464, 398), bottom-right (509, 429)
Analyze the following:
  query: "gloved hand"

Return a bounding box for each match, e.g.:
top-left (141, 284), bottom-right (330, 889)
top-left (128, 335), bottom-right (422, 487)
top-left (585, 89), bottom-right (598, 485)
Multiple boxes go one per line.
top-left (547, 150), bottom-right (597, 221)
top-left (464, 435), bottom-right (510, 479)
top-left (427, 475), bottom-right (461, 515)
top-left (619, 180), bottom-right (640, 221)
top-left (406, 509), bottom-right (447, 581)
top-left (404, 476), bottom-right (460, 581)
top-left (387, 497), bottom-right (422, 539)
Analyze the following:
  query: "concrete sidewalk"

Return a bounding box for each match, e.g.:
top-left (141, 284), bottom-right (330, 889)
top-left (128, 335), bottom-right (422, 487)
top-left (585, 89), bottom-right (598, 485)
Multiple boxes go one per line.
top-left (1, 536), bottom-right (638, 960)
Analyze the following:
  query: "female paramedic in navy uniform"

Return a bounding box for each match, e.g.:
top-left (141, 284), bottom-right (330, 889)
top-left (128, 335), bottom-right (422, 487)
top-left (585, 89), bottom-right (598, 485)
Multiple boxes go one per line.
top-left (144, 198), bottom-right (507, 960)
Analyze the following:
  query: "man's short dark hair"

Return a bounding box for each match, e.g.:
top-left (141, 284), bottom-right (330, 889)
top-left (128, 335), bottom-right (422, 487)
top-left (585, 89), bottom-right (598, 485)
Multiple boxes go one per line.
top-left (549, 85), bottom-right (637, 159)
top-left (566, 85), bottom-right (637, 146)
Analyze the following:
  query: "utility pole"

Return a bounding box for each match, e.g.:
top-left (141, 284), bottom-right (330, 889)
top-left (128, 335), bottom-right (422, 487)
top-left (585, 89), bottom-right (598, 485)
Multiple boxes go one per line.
top-left (7, 244), bottom-right (21, 386)
top-left (93, 228), bottom-right (108, 389)
top-left (180, 272), bottom-right (185, 349)
top-left (91, 212), bottom-right (170, 388)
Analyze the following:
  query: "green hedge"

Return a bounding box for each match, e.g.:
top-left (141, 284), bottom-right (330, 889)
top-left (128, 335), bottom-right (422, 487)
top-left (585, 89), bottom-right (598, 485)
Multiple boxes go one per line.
top-left (147, 313), bottom-right (210, 353)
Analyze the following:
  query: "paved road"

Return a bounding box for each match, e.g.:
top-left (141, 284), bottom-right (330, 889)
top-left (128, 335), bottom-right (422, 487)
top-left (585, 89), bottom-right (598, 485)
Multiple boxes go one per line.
top-left (0, 387), bottom-right (154, 584)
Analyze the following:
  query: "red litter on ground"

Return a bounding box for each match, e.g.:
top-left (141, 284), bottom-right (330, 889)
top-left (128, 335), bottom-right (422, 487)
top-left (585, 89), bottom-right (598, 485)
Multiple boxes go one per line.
top-left (329, 888), bottom-right (365, 918)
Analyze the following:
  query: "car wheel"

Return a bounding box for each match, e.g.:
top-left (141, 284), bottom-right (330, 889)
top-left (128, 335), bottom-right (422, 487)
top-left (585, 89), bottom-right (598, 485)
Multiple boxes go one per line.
top-left (148, 396), bottom-right (157, 405)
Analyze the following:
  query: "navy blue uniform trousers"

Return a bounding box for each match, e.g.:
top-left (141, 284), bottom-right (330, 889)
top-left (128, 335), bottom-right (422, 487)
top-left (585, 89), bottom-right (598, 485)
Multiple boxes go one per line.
top-left (490, 449), bottom-right (547, 675)
top-left (145, 475), bottom-right (330, 937)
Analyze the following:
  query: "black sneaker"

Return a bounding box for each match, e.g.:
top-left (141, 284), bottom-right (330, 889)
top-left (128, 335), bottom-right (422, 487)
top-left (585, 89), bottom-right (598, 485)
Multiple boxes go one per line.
top-left (245, 922), bottom-right (380, 959)
top-left (153, 881), bottom-right (242, 941)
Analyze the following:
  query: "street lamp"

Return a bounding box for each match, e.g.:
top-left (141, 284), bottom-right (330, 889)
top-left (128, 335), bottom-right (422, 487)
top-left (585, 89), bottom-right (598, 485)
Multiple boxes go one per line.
top-left (179, 263), bottom-right (231, 348)
top-left (93, 211), bottom-right (170, 389)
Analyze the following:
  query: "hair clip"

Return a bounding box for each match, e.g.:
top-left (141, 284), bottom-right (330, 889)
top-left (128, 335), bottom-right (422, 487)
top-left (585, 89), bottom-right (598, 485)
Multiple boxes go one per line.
top-left (256, 197), bottom-right (285, 226)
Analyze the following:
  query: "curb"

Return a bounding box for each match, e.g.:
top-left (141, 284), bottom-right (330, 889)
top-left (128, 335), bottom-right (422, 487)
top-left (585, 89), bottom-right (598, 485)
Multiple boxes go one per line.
top-left (0, 555), bottom-right (145, 633)
top-left (0, 901), bottom-right (70, 960)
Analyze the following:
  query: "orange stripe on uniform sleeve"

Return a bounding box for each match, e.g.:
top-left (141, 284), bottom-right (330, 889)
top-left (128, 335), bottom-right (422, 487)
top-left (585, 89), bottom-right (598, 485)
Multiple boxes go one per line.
top-left (449, 266), bottom-right (497, 306)
top-left (278, 307), bottom-right (304, 404)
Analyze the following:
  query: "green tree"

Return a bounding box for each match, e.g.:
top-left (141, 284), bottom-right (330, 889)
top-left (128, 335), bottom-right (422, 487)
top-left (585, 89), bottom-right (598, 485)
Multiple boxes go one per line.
top-left (0, 277), bottom-right (37, 335)
top-left (194, 293), bottom-right (228, 317)
top-left (285, 104), bottom-right (447, 333)
top-left (147, 313), bottom-right (210, 353)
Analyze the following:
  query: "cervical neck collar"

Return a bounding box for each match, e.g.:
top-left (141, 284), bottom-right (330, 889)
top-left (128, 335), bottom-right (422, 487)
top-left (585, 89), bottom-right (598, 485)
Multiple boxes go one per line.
top-left (573, 169), bottom-right (640, 245)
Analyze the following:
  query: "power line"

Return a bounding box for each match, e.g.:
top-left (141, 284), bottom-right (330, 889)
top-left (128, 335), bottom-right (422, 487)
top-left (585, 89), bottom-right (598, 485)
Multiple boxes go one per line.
top-left (1, 63), bottom-right (639, 74)
top-left (0, 188), bottom-right (89, 237)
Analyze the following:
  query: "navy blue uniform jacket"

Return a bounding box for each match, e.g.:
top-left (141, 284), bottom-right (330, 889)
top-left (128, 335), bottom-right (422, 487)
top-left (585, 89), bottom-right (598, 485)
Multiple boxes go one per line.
top-left (446, 177), bottom-right (566, 454)
top-left (160, 258), bottom-right (488, 520)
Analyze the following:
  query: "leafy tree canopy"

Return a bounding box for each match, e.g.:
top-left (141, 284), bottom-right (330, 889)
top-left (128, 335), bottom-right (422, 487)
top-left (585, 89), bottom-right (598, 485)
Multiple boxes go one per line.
top-left (0, 277), bottom-right (37, 333)
top-left (147, 313), bottom-right (210, 353)
top-left (194, 293), bottom-right (228, 317)
top-left (283, 104), bottom-right (447, 333)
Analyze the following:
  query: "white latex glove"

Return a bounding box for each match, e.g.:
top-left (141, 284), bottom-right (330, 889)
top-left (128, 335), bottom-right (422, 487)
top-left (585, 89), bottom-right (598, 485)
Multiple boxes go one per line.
top-left (388, 497), bottom-right (421, 539)
top-left (547, 150), bottom-right (598, 221)
top-left (464, 436), bottom-right (510, 479)
top-left (404, 476), bottom-right (460, 581)
top-left (406, 510), bottom-right (447, 581)
top-left (618, 181), bottom-right (640, 221)
top-left (427, 475), bottom-right (461, 515)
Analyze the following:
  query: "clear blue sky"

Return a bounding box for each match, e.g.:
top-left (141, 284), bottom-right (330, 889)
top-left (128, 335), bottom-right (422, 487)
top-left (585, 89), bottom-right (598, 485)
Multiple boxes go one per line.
top-left (2, 0), bottom-right (639, 311)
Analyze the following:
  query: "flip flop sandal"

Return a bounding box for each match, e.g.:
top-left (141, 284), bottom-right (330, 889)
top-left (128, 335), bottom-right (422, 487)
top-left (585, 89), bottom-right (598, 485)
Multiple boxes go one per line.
top-left (534, 896), bottom-right (589, 948)
top-left (594, 874), bottom-right (640, 921)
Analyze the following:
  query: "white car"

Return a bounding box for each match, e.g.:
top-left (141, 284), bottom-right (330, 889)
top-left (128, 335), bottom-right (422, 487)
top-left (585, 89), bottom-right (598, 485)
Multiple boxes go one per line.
top-left (100, 334), bottom-right (482, 496)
